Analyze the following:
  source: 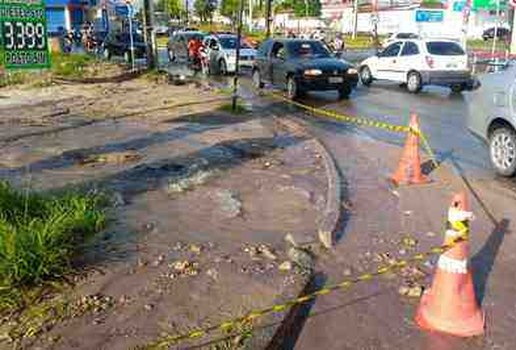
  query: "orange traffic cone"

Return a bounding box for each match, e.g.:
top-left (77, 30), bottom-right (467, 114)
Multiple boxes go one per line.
top-left (415, 192), bottom-right (485, 337)
top-left (391, 114), bottom-right (429, 185)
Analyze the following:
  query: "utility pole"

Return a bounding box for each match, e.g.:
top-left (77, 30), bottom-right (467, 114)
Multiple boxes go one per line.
top-left (352, 0), bottom-right (358, 39)
top-left (491, 0), bottom-right (501, 58)
top-left (142, 0), bottom-right (157, 69)
top-left (511, 7), bottom-right (516, 55)
top-left (249, 0), bottom-right (253, 31)
top-left (185, 0), bottom-right (189, 25)
top-left (461, 0), bottom-right (472, 50)
top-left (232, 0), bottom-right (245, 111)
top-left (265, 0), bottom-right (272, 38)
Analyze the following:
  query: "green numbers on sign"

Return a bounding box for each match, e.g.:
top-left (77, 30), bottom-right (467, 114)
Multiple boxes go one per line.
top-left (0, 1), bottom-right (50, 70)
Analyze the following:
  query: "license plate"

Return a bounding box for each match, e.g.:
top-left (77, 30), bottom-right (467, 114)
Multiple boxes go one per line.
top-left (447, 63), bottom-right (458, 68)
top-left (329, 77), bottom-right (343, 83)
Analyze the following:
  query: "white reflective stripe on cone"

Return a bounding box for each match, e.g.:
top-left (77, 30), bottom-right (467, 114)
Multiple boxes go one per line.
top-left (438, 255), bottom-right (467, 274)
top-left (448, 207), bottom-right (474, 223)
top-left (444, 229), bottom-right (463, 238)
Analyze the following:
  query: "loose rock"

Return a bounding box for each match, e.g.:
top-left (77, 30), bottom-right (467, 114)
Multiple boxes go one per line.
top-left (278, 261), bottom-right (292, 271)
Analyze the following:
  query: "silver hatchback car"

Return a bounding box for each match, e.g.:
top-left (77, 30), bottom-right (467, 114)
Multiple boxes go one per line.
top-left (468, 61), bottom-right (516, 176)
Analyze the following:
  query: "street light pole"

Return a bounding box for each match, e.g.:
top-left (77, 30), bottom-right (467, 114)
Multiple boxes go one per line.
top-left (352, 0), bottom-right (358, 39)
top-left (232, 0), bottom-right (245, 111)
top-left (265, 0), bottom-right (271, 38)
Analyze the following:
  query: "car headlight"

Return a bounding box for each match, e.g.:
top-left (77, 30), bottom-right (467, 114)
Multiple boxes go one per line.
top-left (347, 68), bottom-right (358, 75)
top-left (304, 69), bottom-right (323, 76)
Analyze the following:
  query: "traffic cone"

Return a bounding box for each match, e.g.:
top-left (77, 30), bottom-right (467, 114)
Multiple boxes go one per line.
top-left (391, 113), bottom-right (429, 185)
top-left (415, 192), bottom-right (485, 337)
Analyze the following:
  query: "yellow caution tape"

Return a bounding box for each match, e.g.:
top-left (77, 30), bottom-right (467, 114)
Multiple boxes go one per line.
top-left (264, 91), bottom-right (440, 169)
top-left (146, 235), bottom-right (466, 349)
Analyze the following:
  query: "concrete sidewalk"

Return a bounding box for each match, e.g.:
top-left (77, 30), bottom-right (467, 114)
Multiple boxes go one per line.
top-left (290, 132), bottom-right (515, 350)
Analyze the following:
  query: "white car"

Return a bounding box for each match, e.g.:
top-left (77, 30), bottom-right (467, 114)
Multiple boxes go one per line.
top-left (359, 39), bottom-right (478, 93)
top-left (203, 34), bottom-right (256, 75)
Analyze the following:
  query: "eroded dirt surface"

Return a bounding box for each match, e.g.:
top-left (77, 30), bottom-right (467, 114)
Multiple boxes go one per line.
top-left (0, 78), bottom-right (330, 349)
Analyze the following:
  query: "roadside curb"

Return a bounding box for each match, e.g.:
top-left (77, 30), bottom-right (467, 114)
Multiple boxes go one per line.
top-left (271, 115), bottom-right (342, 249)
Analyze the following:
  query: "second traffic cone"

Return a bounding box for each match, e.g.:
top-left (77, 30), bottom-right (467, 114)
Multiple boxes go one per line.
top-left (415, 192), bottom-right (485, 337)
top-left (391, 113), bottom-right (429, 185)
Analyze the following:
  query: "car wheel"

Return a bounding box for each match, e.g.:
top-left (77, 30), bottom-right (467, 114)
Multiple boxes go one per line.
top-left (252, 70), bottom-right (264, 89)
top-left (489, 127), bottom-right (516, 177)
top-left (360, 66), bottom-right (373, 86)
top-left (450, 84), bottom-right (464, 94)
top-left (286, 76), bottom-right (299, 100)
top-left (168, 48), bottom-right (176, 62)
top-left (407, 71), bottom-right (422, 93)
top-left (103, 47), bottom-right (111, 60)
top-left (219, 59), bottom-right (227, 75)
top-left (338, 84), bottom-right (352, 99)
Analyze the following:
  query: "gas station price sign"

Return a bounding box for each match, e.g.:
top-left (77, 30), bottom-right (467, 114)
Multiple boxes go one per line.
top-left (0, 0), bottom-right (50, 69)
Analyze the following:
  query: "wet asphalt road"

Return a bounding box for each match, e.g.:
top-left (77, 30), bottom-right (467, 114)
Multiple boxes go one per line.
top-left (159, 47), bottom-right (512, 185)
top-left (157, 41), bottom-right (516, 194)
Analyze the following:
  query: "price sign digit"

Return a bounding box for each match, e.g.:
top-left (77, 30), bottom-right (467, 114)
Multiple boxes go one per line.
top-left (26, 22), bottom-right (36, 49)
top-left (15, 22), bottom-right (25, 49)
top-left (35, 22), bottom-right (46, 50)
top-left (3, 22), bottom-right (15, 50)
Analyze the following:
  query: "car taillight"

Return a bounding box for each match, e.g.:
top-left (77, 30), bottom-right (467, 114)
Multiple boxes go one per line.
top-left (425, 56), bottom-right (434, 69)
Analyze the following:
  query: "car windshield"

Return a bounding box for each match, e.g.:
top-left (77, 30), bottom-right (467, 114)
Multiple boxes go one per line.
top-left (426, 42), bottom-right (465, 56)
top-left (288, 41), bottom-right (331, 59)
top-left (218, 37), bottom-right (251, 49)
top-left (397, 33), bottom-right (418, 39)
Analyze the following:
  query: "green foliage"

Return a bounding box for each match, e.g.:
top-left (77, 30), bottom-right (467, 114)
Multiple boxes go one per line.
top-left (51, 52), bottom-right (95, 77)
top-left (220, 0), bottom-right (243, 21)
top-left (281, 0), bottom-right (321, 17)
top-left (218, 100), bottom-right (250, 115)
top-left (158, 0), bottom-right (184, 19)
top-left (194, 0), bottom-right (217, 22)
top-left (0, 182), bottom-right (106, 312)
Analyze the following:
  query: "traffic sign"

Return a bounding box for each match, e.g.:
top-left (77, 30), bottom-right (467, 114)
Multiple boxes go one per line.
top-left (115, 4), bottom-right (134, 18)
top-left (415, 10), bottom-right (444, 23)
top-left (0, 0), bottom-right (50, 70)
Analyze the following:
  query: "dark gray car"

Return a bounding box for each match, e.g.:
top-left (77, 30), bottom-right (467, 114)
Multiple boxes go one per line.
top-left (468, 61), bottom-right (516, 176)
top-left (252, 39), bottom-right (358, 99)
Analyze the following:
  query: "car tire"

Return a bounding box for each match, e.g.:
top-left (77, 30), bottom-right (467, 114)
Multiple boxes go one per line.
top-left (360, 66), bottom-right (373, 86)
top-left (451, 84), bottom-right (464, 94)
top-left (407, 71), bottom-right (422, 93)
top-left (252, 69), bottom-right (264, 89)
top-left (338, 84), bottom-right (352, 99)
top-left (286, 76), bottom-right (299, 100)
top-left (219, 59), bottom-right (228, 75)
top-left (489, 127), bottom-right (516, 177)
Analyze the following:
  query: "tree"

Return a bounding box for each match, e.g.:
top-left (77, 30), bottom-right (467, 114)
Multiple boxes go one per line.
top-left (194, 0), bottom-right (217, 22)
top-left (158, 0), bottom-right (184, 19)
top-left (281, 0), bottom-right (320, 17)
top-left (220, 0), bottom-right (241, 22)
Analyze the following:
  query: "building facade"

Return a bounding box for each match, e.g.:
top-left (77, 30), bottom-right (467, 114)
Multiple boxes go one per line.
top-left (45, 0), bottom-right (99, 34)
top-left (320, 0), bottom-right (508, 39)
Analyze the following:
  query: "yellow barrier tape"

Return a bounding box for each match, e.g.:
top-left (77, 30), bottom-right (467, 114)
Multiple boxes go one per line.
top-left (147, 235), bottom-right (467, 349)
top-left (264, 91), bottom-right (439, 169)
